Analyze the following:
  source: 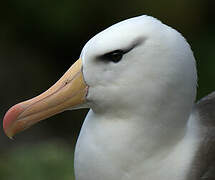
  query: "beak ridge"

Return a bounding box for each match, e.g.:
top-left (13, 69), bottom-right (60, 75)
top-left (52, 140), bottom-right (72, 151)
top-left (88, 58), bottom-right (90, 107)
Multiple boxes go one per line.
top-left (3, 58), bottom-right (88, 138)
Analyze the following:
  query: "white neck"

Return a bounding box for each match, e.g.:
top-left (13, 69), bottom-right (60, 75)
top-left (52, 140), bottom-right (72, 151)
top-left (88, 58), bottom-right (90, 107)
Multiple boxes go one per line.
top-left (74, 108), bottom-right (198, 180)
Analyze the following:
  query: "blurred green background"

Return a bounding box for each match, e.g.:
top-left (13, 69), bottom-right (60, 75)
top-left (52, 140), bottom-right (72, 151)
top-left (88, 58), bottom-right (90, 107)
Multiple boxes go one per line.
top-left (0, 0), bottom-right (215, 179)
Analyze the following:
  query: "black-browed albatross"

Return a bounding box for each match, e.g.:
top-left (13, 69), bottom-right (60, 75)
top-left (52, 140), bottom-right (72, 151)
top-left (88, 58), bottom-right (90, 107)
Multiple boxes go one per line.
top-left (3, 15), bottom-right (215, 180)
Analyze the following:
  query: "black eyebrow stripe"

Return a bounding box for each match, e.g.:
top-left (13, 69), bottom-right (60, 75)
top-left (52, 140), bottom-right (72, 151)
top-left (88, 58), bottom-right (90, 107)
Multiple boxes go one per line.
top-left (96, 37), bottom-right (144, 60)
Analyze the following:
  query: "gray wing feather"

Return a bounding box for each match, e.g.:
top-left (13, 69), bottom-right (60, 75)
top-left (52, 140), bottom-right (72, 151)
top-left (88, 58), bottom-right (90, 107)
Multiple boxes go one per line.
top-left (188, 92), bottom-right (215, 180)
top-left (196, 92), bottom-right (215, 127)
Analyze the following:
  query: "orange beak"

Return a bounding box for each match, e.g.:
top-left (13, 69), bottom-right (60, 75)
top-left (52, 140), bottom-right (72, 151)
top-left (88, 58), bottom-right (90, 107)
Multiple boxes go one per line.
top-left (3, 58), bottom-right (88, 138)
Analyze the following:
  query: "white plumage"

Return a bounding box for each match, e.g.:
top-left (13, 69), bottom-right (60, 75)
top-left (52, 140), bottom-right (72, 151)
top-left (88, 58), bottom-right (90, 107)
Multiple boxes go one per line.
top-left (4, 15), bottom-right (215, 180)
top-left (75, 15), bottom-right (200, 180)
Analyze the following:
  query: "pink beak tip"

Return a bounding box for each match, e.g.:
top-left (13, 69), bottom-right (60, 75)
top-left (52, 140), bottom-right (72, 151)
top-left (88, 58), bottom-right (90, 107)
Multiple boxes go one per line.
top-left (3, 104), bottom-right (24, 138)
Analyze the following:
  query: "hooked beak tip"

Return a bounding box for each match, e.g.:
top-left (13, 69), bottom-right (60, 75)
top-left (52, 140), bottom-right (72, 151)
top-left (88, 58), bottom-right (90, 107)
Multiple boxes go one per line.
top-left (3, 104), bottom-right (24, 138)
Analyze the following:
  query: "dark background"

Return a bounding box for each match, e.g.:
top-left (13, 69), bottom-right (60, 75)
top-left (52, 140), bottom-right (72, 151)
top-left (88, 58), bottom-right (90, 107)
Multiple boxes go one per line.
top-left (0, 0), bottom-right (215, 179)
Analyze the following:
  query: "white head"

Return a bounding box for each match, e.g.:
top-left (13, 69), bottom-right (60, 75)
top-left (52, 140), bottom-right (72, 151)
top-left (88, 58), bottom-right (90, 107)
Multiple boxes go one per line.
top-left (3, 16), bottom-right (198, 180)
top-left (81, 15), bottom-right (197, 127)
top-left (72, 16), bottom-right (198, 180)
top-left (3, 15), bottom-right (197, 142)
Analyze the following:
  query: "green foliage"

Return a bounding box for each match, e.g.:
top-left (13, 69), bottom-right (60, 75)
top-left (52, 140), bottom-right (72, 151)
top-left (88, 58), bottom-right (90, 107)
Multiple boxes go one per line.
top-left (0, 2), bottom-right (214, 179)
top-left (0, 142), bottom-right (75, 180)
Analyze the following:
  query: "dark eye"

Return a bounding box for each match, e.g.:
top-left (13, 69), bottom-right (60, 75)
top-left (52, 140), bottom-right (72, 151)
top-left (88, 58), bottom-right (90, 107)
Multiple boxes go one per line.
top-left (103, 50), bottom-right (124, 63)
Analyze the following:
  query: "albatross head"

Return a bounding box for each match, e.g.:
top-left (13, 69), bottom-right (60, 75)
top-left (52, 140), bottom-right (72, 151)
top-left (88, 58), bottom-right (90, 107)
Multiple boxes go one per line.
top-left (82, 16), bottom-right (197, 117)
top-left (3, 15), bottom-right (197, 139)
